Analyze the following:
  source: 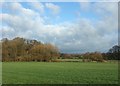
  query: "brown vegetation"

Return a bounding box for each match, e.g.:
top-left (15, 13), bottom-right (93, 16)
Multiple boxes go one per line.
top-left (1, 37), bottom-right (119, 62)
top-left (82, 52), bottom-right (104, 62)
top-left (1, 37), bottom-right (59, 62)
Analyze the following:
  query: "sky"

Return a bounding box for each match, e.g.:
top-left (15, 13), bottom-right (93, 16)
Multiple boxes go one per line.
top-left (0, 1), bottom-right (118, 53)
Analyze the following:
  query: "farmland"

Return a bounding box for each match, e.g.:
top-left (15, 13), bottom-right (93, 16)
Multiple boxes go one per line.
top-left (2, 62), bottom-right (118, 84)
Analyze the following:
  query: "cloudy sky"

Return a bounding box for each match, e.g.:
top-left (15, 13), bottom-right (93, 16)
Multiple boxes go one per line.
top-left (0, 1), bottom-right (118, 53)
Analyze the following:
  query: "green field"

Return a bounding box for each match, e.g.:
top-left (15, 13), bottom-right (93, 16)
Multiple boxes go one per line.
top-left (2, 62), bottom-right (118, 84)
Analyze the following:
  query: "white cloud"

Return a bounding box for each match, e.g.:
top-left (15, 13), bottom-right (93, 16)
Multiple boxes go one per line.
top-left (93, 2), bottom-right (118, 18)
top-left (1, 2), bottom-right (118, 53)
top-left (80, 2), bottom-right (90, 11)
top-left (45, 3), bottom-right (60, 15)
top-left (29, 2), bottom-right (44, 13)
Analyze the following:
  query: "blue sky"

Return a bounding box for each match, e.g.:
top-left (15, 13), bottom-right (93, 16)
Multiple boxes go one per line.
top-left (0, 1), bottom-right (118, 53)
top-left (16, 2), bottom-right (100, 24)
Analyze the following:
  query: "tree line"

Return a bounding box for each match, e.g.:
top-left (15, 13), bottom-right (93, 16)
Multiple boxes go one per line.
top-left (60, 45), bottom-right (120, 62)
top-left (106, 45), bottom-right (120, 60)
top-left (1, 37), bottom-right (59, 62)
top-left (1, 37), bottom-right (119, 62)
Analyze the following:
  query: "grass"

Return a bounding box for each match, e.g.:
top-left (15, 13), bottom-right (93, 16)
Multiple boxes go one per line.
top-left (56, 59), bottom-right (83, 62)
top-left (2, 62), bottom-right (118, 84)
top-left (0, 62), bottom-right (2, 85)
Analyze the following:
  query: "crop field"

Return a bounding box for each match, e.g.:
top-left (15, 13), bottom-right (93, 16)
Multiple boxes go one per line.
top-left (2, 62), bottom-right (118, 84)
